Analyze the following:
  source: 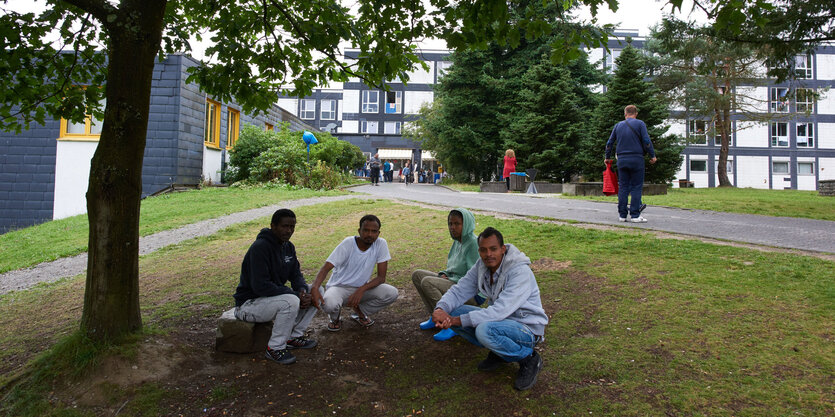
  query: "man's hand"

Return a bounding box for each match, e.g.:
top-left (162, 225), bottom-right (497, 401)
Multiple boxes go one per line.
top-left (311, 287), bottom-right (323, 312)
top-left (649, 157), bottom-right (657, 165)
top-left (439, 272), bottom-right (450, 280)
top-left (299, 291), bottom-right (313, 309)
top-left (432, 308), bottom-right (462, 329)
top-left (346, 288), bottom-right (365, 308)
top-left (604, 159), bottom-right (613, 165)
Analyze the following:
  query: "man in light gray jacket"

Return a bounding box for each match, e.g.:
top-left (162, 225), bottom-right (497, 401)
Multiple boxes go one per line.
top-left (432, 227), bottom-right (548, 391)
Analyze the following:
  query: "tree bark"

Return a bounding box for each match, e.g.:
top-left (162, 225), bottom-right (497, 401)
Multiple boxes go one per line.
top-left (80, 0), bottom-right (167, 340)
top-left (716, 76), bottom-right (733, 187)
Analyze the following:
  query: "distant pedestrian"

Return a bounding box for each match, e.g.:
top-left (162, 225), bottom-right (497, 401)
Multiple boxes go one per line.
top-left (383, 160), bottom-right (392, 182)
top-left (369, 153), bottom-right (381, 186)
top-left (605, 105), bottom-right (657, 223)
top-left (502, 149), bottom-right (517, 192)
top-left (402, 161), bottom-right (413, 185)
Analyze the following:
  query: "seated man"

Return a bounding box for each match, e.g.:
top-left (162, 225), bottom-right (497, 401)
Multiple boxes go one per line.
top-left (412, 208), bottom-right (480, 341)
top-left (432, 227), bottom-right (548, 391)
top-left (233, 209), bottom-right (318, 365)
top-left (311, 214), bottom-right (398, 331)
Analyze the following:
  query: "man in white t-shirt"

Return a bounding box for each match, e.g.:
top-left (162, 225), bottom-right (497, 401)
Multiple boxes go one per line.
top-left (311, 214), bottom-right (398, 331)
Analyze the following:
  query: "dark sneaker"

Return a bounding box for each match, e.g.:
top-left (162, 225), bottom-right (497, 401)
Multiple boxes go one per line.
top-left (265, 347), bottom-right (296, 364)
top-left (286, 336), bottom-right (317, 350)
top-left (477, 351), bottom-right (508, 372)
top-left (514, 351), bottom-right (543, 391)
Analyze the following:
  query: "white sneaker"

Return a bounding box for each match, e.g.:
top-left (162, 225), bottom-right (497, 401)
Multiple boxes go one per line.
top-left (618, 217), bottom-right (627, 222)
top-left (630, 216), bottom-right (647, 223)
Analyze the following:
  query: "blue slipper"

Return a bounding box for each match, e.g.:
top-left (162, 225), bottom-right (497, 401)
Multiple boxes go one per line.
top-left (433, 328), bottom-right (457, 341)
top-left (419, 316), bottom-right (435, 330)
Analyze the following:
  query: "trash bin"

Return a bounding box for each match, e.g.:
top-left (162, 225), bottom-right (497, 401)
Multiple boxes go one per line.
top-left (509, 172), bottom-right (526, 191)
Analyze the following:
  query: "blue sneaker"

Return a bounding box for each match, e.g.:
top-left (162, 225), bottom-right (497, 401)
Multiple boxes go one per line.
top-left (419, 317), bottom-right (435, 330)
top-left (433, 328), bottom-right (457, 341)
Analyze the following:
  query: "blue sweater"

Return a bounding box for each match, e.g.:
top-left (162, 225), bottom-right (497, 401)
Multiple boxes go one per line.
top-left (605, 118), bottom-right (656, 160)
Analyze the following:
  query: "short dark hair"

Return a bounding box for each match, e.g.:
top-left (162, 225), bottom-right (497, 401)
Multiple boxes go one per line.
top-left (359, 214), bottom-right (381, 229)
top-left (624, 105), bottom-right (638, 115)
top-left (271, 208), bottom-right (296, 225)
top-left (448, 210), bottom-right (463, 221)
top-left (477, 227), bottom-right (504, 246)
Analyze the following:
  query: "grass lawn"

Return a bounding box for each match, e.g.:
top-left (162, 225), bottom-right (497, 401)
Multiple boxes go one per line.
top-left (563, 187), bottom-right (835, 221)
top-left (0, 186), bottom-right (343, 274)
top-left (1, 199), bottom-right (832, 416)
top-left (441, 182), bottom-right (481, 192)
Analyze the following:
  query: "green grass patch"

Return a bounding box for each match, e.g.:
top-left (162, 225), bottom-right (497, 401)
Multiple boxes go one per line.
top-left (562, 187), bottom-right (835, 221)
top-left (441, 182), bottom-right (481, 192)
top-left (0, 186), bottom-right (343, 273)
top-left (1, 198), bottom-right (832, 415)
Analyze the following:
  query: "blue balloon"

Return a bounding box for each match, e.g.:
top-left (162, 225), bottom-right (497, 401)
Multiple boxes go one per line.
top-left (302, 131), bottom-right (318, 145)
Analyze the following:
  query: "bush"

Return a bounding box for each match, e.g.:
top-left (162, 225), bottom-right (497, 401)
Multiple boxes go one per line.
top-left (227, 124), bottom-right (281, 183)
top-left (249, 140), bottom-right (307, 184)
top-left (304, 161), bottom-right (344, 190)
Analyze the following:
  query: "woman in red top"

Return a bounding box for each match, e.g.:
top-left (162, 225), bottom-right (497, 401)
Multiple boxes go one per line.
top-left (502, 149), bottom-right (517, 191)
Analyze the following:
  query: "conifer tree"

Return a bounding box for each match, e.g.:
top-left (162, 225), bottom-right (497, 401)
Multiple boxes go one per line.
top-left (579, 41), bottom-right (683, 183)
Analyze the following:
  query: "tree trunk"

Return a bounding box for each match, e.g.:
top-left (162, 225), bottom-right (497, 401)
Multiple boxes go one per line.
top-left (81, 1), bottom-right (167, 340)
top-left (716, 105), bottom-right (733, 187)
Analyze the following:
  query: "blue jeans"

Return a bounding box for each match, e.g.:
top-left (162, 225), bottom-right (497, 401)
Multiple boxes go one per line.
top-left (449, 305), bottom-right (537, 362)
top-left (617, 156), bottom-right (645, 218)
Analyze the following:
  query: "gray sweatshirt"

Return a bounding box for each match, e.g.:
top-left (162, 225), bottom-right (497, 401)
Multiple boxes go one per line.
top-left (436, 244), bottom-right (548, 336)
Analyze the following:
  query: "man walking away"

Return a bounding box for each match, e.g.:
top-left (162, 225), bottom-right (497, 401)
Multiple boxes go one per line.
top-left (605, 105), bottom-right (657, 223)
top-left (369, 153), bottom-right (382, 186)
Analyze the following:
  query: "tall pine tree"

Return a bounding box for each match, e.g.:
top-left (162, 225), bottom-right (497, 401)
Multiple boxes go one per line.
top-left (580, 41), bottom-right (683, 183)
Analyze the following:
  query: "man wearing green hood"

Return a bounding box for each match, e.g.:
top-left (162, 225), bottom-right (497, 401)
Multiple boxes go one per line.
top-left (412, 208), bottom-right (480, 341)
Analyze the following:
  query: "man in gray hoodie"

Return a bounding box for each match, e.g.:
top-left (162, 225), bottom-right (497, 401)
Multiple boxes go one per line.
top-left (433, 227), bottom-right (548, 391)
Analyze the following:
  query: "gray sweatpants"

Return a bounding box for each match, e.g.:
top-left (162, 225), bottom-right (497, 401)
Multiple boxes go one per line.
top-left (322, 284), bottom-right (399, 322)
top-left (235, 293), bottom-right (317, 350)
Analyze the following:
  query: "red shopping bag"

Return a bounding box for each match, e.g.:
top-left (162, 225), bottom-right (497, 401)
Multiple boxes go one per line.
top-left (603, 161), bottom-right (618, 196)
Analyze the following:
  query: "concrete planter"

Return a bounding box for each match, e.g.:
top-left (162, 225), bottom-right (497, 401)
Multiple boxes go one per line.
top-left (562, 182), bottom-right (668, 196)
top-left (819, 179), bottom-right (835, 196)
top-left (479, 181), bottom-right (563, 193)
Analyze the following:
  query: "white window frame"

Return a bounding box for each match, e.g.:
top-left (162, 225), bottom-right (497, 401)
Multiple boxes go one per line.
top-left (320, 99), bottom-right (336, 120)
top-left (714, 160), bottom-right (734, 174)
top-left (690, 160), bottom-right (707, 172)
top-left (384, 121), bottom-right (401, 135)
top-left (605, 49), bottom-right (622, 72)
top-left (770, 122), bottom-right (789, 147)
top-left (360, 120), bottom-right (378, 134)
top-left (796, 88), bottom-right (814, 113)
top-left (797, 162), bottom-right (814, 175)
top-left (300, 99), bottom-right (316, 120)
top-left (384, 91), bottom-right (402, 114)
top-left (769, 87), bottom-right (789, 113)
top-left (772, 161), bottom-right (789, 174)
top-left (437, 61), bottom-right (453, 79)
top-left (796, 123), bottom-right (814, 148)
top-left (688, 120), bottom-right (707, 145)
top-left (362, 90), bottom-right (379, 113)
top-left (794, 53), bottom-right (813, 79)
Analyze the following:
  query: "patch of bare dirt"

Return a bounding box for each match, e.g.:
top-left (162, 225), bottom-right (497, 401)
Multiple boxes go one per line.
top-left (530, 258), bottom-right (572, 272)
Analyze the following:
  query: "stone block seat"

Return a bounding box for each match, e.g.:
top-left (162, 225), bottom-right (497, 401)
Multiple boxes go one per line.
top-left (215, 308), bottom-right (272, 353)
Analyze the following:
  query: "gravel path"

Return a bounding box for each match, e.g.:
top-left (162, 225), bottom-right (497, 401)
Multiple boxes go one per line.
top-left (0, 195), bottom-right (363, 295)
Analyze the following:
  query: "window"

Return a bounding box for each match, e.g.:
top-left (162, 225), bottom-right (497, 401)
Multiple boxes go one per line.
top-left (226, 108), bottom-right (240, 149)
top-left (714, 160), bottom-right (734, 174)
top-left (797, 162), bottom-right (814, 175)
top-left (320, 99), bottom-right (336, 120)
top-left (769, 87), bottom-right (789, 113)
top-left (360, 120), bottom-right (378, 134)
top-left (437, 61), bottom-right (453, 78)
top-left (688, 120), bottom-right (707, 145)
top-left (384, 121), bottom-right (401, 135)
top-left (300, 99), bottom-right (316, 120)
top-left (794, 53), bottom-right (813, 79)
top-left (265, 122), bottom-right (274, 131)
top-left (385, 91), bottom-right (402, 114)
top-left (796, 88), bottom-right (814, 113)
top-left (770, 122), bottom-right (788, 147)
top-left (362, 90), bottom-right (379, 113)
top-left (204, 99), bottom-right (221, 147)
top-left (690, 160), bottom-right (707, 172)
top-left (605, 49), bottom-right (622, 72)
top-left (796, 123), bottom-right (814, 147)
top-left (60, 98), bottom-right (106, 140)
top-left (772, 161), bottom-right (789, 174)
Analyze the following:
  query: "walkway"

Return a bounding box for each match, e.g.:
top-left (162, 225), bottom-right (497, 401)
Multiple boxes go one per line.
top-left (352, 183), bottom-right (835, 254)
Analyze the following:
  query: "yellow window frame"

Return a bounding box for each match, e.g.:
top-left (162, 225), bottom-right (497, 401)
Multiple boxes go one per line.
top-left (265, 122), bottom-right (274, 131)
top-left (227, 108), bottom-right (240, 149)
top-left (205, 98), bottom-right (221, 149)
top-left (58, 95), bottom-right (105, 141)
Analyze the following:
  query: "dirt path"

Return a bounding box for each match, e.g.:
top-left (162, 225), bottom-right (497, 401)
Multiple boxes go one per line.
top-left (0, 195), bottom-right (367, 295)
